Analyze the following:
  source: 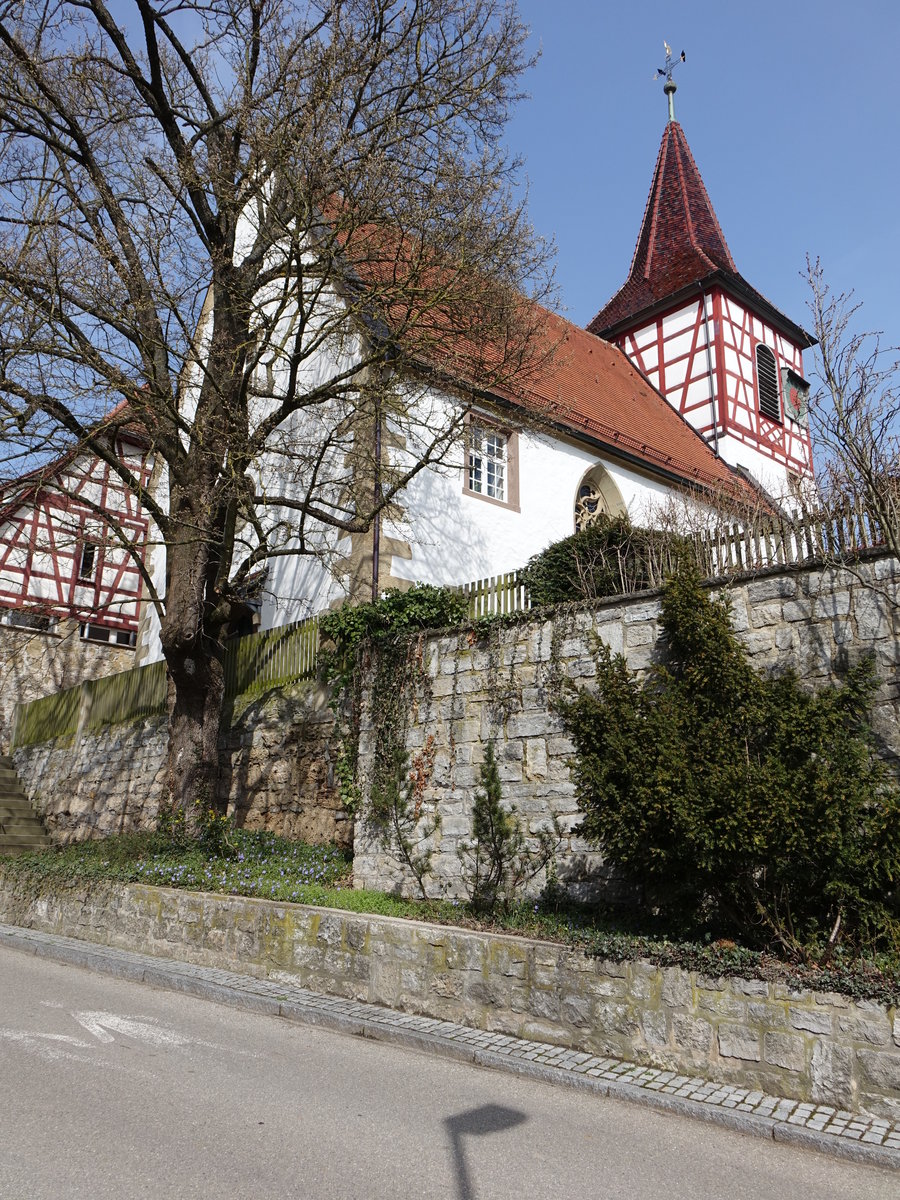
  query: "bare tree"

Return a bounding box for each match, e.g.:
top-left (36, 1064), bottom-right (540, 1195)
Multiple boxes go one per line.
top-left (0, 0), bottom-right (554, 829)
top-left (806, 256), bottom-right (900, 557)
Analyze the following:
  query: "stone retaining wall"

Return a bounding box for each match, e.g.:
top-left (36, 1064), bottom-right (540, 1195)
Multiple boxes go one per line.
top-left (1, 876), bottom-right (897, 1121)
top-left (10, 553), bottom-right (900, 881)
top-left (12, 680), bottom-right (350, 848)
top-left (354, 554), bottom-right (900, 897)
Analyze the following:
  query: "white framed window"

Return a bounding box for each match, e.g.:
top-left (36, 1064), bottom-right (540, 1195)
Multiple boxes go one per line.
top-left (462, 415), bottom-right (520, 511)
top-left (468, 423), bottom-right (507, 501)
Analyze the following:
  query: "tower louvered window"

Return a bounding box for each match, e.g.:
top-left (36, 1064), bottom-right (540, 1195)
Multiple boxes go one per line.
top-left (756, 344), bottom-right (781, 421)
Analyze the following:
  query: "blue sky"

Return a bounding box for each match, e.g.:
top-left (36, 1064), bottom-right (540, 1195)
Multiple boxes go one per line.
top-left (505, 1), bottom-right (899, 354)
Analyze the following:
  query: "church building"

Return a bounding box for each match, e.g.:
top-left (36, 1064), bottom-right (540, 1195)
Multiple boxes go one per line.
top-left (3, 61), bottom-right (817, 672)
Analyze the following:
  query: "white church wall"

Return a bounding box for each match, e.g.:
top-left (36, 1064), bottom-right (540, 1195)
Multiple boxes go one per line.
top-left (384, 385), bottom-right (677, 589)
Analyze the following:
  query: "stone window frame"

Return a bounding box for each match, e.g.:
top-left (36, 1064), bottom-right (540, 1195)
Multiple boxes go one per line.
top-left (462, 412), bottom-right (520, 513)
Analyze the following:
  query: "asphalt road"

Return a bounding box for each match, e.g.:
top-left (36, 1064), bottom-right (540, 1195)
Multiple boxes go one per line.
top-left (0, 945), bottom-right (895, 1200)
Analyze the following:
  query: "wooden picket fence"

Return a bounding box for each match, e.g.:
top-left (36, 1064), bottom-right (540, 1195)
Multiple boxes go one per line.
top-left (693, 501), bottom-right (885, 577)
top-left (223, 614), bottom-right (320, 698)
top-left (457, 571), bottom-right (531, 618)
top-left (10, 500), bottom-right (891, 748)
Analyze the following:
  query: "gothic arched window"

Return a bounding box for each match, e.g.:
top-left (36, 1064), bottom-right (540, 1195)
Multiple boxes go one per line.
top-left (574, 466), bottom-right (626, 532)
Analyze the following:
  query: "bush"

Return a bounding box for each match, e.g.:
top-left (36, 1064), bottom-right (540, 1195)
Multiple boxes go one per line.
top-left (520, 514), bottom-right (694, 606)
top-left (560, 564), bottom-right (900, 961)
top-left (319, 583), bottom-right (467, 686)
top-left (458, 742), bottom-right (559, 913)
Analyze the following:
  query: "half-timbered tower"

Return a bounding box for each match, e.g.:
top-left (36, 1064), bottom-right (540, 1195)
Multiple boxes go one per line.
top-left (588, 71), bottom-right (815, 498)
top-left (0, 429), bottom-right (152, 646)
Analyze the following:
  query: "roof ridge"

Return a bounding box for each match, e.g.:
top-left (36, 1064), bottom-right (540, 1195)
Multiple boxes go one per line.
top-left (671, 123), bottom-right (734, 271)
top-left (634, 126), bottom-right (668, 282)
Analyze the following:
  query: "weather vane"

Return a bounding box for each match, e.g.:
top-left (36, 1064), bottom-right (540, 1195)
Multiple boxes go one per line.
top-left (654, 41), bottom-right (686, 122)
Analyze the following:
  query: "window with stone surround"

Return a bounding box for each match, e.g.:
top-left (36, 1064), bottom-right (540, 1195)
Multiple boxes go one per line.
top-left (463, 416), bottom-right (519, 511)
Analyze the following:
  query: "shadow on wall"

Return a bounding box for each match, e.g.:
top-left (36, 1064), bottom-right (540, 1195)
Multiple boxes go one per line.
top-left (13, 712), bottom-right (168, 842)
top-left (220, 680), bottom-right (352, 850)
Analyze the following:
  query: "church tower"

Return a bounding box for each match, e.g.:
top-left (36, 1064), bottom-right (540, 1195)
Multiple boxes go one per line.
top-left (588, 50), bottom-right (815, 496)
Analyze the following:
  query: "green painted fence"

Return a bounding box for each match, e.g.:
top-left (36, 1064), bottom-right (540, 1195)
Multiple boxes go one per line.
top-left (11, 614), bottom-right (321, 749)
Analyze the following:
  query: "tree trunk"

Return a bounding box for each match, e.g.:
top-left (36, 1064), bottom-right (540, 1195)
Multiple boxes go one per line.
top-left (160, 471), bottom-right (230, 836)
top-left (165, 642), bottom-right (225, 836)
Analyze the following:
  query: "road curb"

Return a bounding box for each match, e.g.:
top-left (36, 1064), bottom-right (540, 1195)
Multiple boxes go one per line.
top-left (1, 922), bottom-right (897, 1173)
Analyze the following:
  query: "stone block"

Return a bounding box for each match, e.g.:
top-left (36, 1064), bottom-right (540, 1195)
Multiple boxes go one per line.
top-left (718, 1024), bottom-right (761, 1062)
top-left (641, 1008), bottom-right (669, 1048)
top-left (790, 1007), bottom-right (833, 1035)
top-left (810, 1041), bottom-right (855, 1106)
top-left (506, 713), bottom-right (549, 739)
top-left (731, 978), bottom-right (770, 998)
top-left (625, 623), bottom-right (654, 648)
top-left (774, 626), bottom-right (795, 651)
top-left (671, 1014), bottom-right (713, 1055)
top-left (660, 968), bottom-right (692, 1009)
top-left (857, 1050), bottom-right (900, 1093)
top-left (746, 576), bottom-right (796, 602)
top-left (750, 600), bottom-right (783, 628)
top-left (524, 739), bottom-right (548, 781)
top-left (838, 1015), bottom-right (891, 1046)
top-left (873, 555), bottom-right (900, 582)
top-left (622, 602), bottom-right (660, 625)
top-left (764, 1032), bottom-right (806, 1073)
top-left (527, 988), bottom-right (561, 1022)
top-left (561, 994), bottom-right (592, 1029)
top-left (593, 625), bottom-right (624, 656)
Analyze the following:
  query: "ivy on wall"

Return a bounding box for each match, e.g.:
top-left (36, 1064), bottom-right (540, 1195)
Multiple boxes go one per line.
top-left (320, 586), bottom-right (466, 883)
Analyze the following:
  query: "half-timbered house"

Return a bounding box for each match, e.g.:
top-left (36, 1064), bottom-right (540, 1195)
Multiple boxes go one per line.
top-left (0, 424), bottom-right (153, 742)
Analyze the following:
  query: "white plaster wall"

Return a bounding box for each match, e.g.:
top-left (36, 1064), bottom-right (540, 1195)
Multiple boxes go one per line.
top-left (385, 387), bottom-right (676, 587)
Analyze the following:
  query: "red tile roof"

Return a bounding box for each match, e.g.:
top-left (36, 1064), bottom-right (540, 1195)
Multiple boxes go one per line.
top-left (588, 122), bottom-right (813, 347)
top-left (499, 306), bottom-right (744, 493)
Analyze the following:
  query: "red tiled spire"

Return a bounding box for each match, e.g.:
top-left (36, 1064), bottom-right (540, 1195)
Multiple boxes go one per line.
top-left (588, 122), bottom-right (736, 335)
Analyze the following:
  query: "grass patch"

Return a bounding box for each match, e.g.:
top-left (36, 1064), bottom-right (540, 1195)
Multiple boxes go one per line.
top-left (3, 831), bottom-right (899, 1007)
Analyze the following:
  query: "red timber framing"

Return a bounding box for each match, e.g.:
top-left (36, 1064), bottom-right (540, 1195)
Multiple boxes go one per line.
top-left (616, 286), bottom-right (813, 478)
top-left (0, 435), bottom-right (152, 637)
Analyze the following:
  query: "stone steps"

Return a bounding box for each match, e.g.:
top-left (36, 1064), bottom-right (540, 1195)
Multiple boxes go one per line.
top-left (0, 756), bottom-right (50, 856)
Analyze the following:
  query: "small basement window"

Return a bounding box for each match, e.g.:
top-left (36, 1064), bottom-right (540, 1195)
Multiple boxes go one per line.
top-left (79, 623), bottom-right (135, 647)
top-left (756, 344), bottom-right (781, 421)
top-left (1, 607), bottom-right (56, 633)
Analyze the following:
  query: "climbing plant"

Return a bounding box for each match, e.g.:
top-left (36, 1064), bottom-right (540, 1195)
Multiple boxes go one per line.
top-left (560, 563), bottom-right (900, 961)
top-left (320, 585), bottom-right (464, 878)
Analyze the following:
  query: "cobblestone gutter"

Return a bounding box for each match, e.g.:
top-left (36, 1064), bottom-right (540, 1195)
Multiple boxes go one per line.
top-left (1, 876), bottom-right (898, 1123)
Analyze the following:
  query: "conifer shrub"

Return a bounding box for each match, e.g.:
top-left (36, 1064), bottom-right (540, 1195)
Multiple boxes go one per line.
top-left (458, 742), bottom-right (559, 913)
top-left (560, 564), bottom-right (900, 961)
top-left (520, 514), bottom-right (695, 606)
